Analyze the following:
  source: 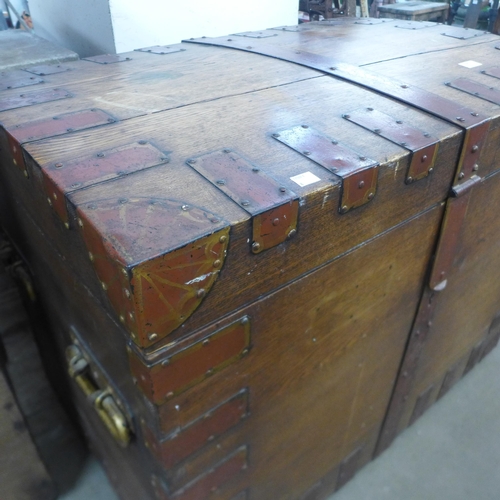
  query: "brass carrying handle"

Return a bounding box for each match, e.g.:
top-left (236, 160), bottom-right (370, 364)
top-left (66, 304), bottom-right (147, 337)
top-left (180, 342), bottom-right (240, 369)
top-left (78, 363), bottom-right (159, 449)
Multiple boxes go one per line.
top-left (66, 344), bottom-right (131, 447)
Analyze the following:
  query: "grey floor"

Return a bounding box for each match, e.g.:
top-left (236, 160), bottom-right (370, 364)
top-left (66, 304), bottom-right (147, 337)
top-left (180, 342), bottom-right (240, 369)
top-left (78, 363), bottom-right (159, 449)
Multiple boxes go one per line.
top-left (59, 344), bottom-right (500, 500)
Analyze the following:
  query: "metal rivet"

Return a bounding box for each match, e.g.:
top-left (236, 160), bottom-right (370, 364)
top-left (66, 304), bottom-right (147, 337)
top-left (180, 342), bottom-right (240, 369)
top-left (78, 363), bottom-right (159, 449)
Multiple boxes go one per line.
top-left (241, 200), bottom-right (250, 207)
top-left (88, 252), bottom-right (94, 261)
top-left (55, 162), bottom-right (63, 168)
top-left (181, 204), bottom-right (189, 211)
top-left (400, 142), bottom-right (407, 147)
top-left (210, 217), bottom-right (220, 223)
top-left (202, 338), bottom-right (210, 346)
top-left (138, 140), bottom-right (147, 145)
top-left (47, 197), bottom-right (52, 206)
top-left (242, 348), bottom-right (249, 356)
top-left (287, 228), bottom-right (297, 239)
top-left (458, 172), bottom-right (465, 180)
top-left (401, 84), bottom-right (408, 89)
top-left (101, 282), bottom-right (107, 290)
top-left (279, 187), bottom-right (286, 192)
top-left (358, 180), bottom-right (365, 188)
top-left (301, 124), bottom-right (309, 128)
top-left (161, 359), bottom-right (170, 366)
top-left (252, 167), bottom-right (260, 172)
top-left (96, 152), bottom-right (104, 157)
top-left (329, 66), bottom-right (337, 71)
top-left (148, 333), bottom-right (158, 341)
top-left (428, 167), bottom-right (434, 174)
top-left (272, 133), bottom-right (280, 138)
top-left (471, 112), bottom-right (479, 117)
top-left (23, 170), bottom-right (28, 178)
top-left (342, 114), bottom-right (350, 119)
top-left (423, 133), bottom-right (431, 138)
top-left (124, 288), bottom-right (131, 298)
top-left (368, 192), bottom-right (375, 200)
top-left (471, 145), bottom-right (479, 152)
top-left (206, 368), bottom-right (214, 376)
top-left (272, 218), bottom-right (280, 226)
top-left (213, 259), bottom-right (222, 268)
top-left (219, 235), bottom-right (227, 243)
top-left (473, 164), bottom-right (479, 171)
top-left (367, 107), bottom-right (374, 111)
top-left (303, 151), bottom-right (311, 156)
top-left (77, 218), bottom-right (84, 227)
top-left (119, 315), bottom-right (125, 323)
top-left (207, 435), bottom-right (215, 442)
top-left (331, 140), bottom-right (338, 145)
top-left (359, 156), bottom-right (367, 161)
top-left (223, 149), bottom-right (231, 153)
top-left (340, 205), bottom-right (349, 213)
top-left (396, 120), bottom-right (403, 124)
top-left (421, 155), bottom-right (428, 162)
top-left (374, 128), bottom-right (381, 134)
top-left (216, 179), bottom-right (226, 185)
top-left (121, 268), bottom-right (128, 276)
top-left (187, 159), bottom-right (196, 164)
top-left (64, 222), bottom-right (70, 230)
top-left (406, 176), bottom-right (414, 184)
top-left (197, 288), bottom-right (206, 298)
top-left (53, 192), bottom-right (58, 200)
top-left (128, 312), bottom-right (134, 320)
top-left (457, 117), bottom-right (465, 122)
top-left (252, 242), bottom-right (261, 252)
top-left (166, 391), bottom-right (174, 399)
top-left (227, 38), bottom-right (233, 41)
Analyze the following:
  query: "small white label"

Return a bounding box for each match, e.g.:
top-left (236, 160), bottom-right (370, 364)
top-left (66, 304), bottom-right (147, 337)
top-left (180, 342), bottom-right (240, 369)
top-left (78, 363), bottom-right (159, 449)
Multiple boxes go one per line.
top-left (290, 171), bottom-right (321, 187)
top-left (459, 60), bottom-right (482, 69)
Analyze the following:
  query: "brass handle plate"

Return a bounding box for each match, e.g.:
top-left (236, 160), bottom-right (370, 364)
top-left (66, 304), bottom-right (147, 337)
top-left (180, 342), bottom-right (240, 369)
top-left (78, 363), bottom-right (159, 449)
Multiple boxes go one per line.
top-left (66, 343), bottom-right (131, 447)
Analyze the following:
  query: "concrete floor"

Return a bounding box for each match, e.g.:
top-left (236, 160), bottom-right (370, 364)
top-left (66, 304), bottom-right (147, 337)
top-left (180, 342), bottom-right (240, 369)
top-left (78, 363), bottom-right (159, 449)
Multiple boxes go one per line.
top-left (59, 343), bottom-right (500, 500)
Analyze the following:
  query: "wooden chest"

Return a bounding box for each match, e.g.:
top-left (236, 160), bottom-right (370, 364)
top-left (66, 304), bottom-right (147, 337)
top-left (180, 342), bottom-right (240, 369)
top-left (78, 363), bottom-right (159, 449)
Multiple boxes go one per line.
top-left (1, 18), bottom-right (499, 500)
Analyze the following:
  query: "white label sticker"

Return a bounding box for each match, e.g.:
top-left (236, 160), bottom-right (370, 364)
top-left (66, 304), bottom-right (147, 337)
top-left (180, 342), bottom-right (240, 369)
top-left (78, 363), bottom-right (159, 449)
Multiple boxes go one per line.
top-left (459, 60), bottom-right (482, 69)
top-left (290, 171), bottom-right (321, 187)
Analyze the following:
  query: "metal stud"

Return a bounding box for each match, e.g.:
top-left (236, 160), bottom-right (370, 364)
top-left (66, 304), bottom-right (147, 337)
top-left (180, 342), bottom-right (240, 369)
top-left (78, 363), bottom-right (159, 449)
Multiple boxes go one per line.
top-left (471, 145), bottom-right (479, 152)
top-left (78, 218), bottom-right (84, 227)
top-left (55, 162), bottom-right (63, 168)
top-left (148, 333), bottom-right (158, 341)
top-left (202, 339), bottom-right (210, 346)
top-left (88, 252), bottom-right (94, 262)
top-left (368, 192), bottom-right (375, 200)
top-left (458, 172), bottom-right (465, 180)
top-left (473, 164), bottom-right (479, 171)
top-left (287, 229), bottom-right (297, 239)
top-left (358, 180), bottom-right (365, 189)
top-left (340, 205), bottom-right (349, 213)
top-left (252, 242), bottom-right (261, 252)
top-left (213, 259), bottom-right (222, 268)
top-left (101, 281), bottom-right (107, 290)
top-left (421, 155), bottom-right (428, 162)
top-left (124, 288), bottom-right (131, 299)
top-left (197, 288), bottom-right (206, 298)
top-left (219, 235), bottom-right (227, 243)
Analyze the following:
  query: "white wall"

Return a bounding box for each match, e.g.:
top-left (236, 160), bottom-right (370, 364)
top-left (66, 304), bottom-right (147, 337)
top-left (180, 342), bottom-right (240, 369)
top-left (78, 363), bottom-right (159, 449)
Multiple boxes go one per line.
top-left (109, 0), bottom-right (297, 53)
top-left (28, 0), bottom-right (116, 57)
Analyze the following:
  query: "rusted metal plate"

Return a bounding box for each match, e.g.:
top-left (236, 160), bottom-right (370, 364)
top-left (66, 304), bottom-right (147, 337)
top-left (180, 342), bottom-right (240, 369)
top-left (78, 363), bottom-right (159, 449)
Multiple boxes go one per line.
top-left (43, 141), bottom-right (167, 223)
top-left (455, 121), bottom-right (490, 185)
top-left (79, 199), bottom-right (230, 347)
top-left (336, 446), bottom-right (363, 490)
top-left (7, 109), bottom-right (116, 144)
top-left (273, 126), bottom-right (378, 213)
top-left (135, 45), bottom-right (186, 54)
top-left (343, 108), bottom-right (438, 183)
top-left (441, 27), bottom-right (487, 39)
top-left (153, 446), bottom-right (248, 500)
top-left (145, 390), bottom-right (249, 469)
top-left (129, 316), bottom-right (250, 403)
top-left (393, 21), bottom-right (436, 29)
top-left (233, 31), bottom-right (277, 38)
top-left (409, 385), bottom-right (434, 425)
top-left (187, 150), bottom-right (298, 253)
top-left (23, 64), bottom-right (72, 76)
top-left (0, 88), bottom-right (71, 112)
top-left (481, 67), bottom-right (500, 80)
top-left (446, 78), bottom-right (500, 106)
top-left (429, 175), bottom-right (481, 291)
top-left (83, 54), bottom-right (132, 64)
top-left (376, 287), bottom-right (438, 454)
top-left (0, 70), bottom-right (43, 91)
